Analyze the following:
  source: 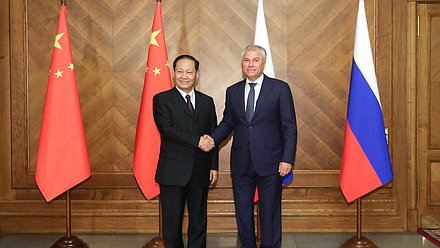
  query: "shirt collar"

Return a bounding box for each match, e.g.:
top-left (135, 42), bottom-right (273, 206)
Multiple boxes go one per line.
top-left (175, 86), bottom-right (195, 99)
top-left (246, 74), bottom-right (264, 86)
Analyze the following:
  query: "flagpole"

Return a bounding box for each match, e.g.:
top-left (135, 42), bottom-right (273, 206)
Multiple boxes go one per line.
top-left (340, 198), bottom-right (378, 248)
top-left (357, 198), bottom-right (361, 239)
top-left (256, 204), bottom-right (261, 246)
top-left (135, 0), bottom-right (171, 246)
top-left (144, 198), bottom-right (164, 248)
top-left (50, 2), bottom-right (87, 245)
top-left (67, 189), bottom-right (71, 239)
top-left (144, 2), bottom-right (162, 241)
top-left (51, 190), bottom-right (89, 248)
top-left (143, 6), bottom-right (163, 248)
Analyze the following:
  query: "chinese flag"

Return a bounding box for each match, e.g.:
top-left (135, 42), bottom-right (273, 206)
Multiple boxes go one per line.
top-left (35, 5), bottom-right (91, 202)
top-left (133, 1), bottom-right (172, 200)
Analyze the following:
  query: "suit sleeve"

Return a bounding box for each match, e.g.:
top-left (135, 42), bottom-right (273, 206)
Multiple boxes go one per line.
top-left (211, 88), bottom-right (234, 145)
top-left (280, 83), bottom-right (297, 165)
top-left (153, 94), bottom-right (200, 148)
top-left (209, 98), bottom-right (219, 170)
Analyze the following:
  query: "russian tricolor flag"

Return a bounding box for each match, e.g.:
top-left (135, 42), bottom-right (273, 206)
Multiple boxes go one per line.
top-left (340, 0), bottom-right (393, 203)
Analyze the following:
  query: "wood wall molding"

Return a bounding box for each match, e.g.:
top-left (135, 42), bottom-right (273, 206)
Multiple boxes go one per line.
top-left (407, 0), bottom-right (440, 2)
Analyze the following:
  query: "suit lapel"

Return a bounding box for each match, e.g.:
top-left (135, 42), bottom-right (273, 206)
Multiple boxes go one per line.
top-left (251, 75), bottom-right (272, 123)
top-left (171, 87), bottom-right (193, 117)
top-left (194, 90), bottom-right (204, 120)
top-left (237, 80), bottom-right (247, 121)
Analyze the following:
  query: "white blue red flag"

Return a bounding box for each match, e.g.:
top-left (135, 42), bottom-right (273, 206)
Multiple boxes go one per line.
top-left (252, 0), bottom-right (292, 203)
top-left (254, 0), bottom-right (275, 77)
top-left (340, 0), bottom-right (393, 203)
top-left (253, 0), bottom-right (293, 188)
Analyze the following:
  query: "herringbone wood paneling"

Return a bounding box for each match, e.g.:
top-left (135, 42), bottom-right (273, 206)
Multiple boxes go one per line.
top-left (4, 0), bottom-right (408, 233)
top-left (289, 0), bottom-right (359, 170)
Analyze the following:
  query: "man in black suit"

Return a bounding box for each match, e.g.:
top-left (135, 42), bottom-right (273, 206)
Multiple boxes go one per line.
top-left (153, 54), bottom-right (218, 248)
top-left (204, 45), bottom-right (297, 248)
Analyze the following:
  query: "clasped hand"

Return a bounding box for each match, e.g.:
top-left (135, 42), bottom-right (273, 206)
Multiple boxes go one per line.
top-left (199, 135), bottom-right (215, 152)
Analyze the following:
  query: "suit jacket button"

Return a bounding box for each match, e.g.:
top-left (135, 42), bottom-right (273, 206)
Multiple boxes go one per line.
top-left (249, 126), bottom-right (253, 129)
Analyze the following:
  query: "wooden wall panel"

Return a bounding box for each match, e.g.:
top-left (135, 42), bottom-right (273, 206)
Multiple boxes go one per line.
top-left (1, 0), bottom-right (409, 233)
top-left (416, 2), bottom-right (440, 229)
top-left (0, 0), bottom-right (12, 205)
top-left (288, 0), bottom-right (355, 171)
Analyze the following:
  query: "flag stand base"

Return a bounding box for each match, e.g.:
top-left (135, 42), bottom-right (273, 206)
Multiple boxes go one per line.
top-left (340, 236), bottom-right (378, 248)
top-left (144, 199), bottom-right (164, 248)
top-left (144, 237), bottom-right (164, 248)
top-left (340, 199), bottom-right (378, 248)
top-left (51, 236), bottom-right (89, 248)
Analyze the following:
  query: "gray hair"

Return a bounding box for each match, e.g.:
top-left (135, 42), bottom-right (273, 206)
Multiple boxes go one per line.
top-left (241, 45), bottom-right (267, 62)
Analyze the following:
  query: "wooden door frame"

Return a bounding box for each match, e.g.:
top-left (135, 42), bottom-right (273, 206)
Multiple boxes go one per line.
top-left (409, 0), bottom-right (440, 230)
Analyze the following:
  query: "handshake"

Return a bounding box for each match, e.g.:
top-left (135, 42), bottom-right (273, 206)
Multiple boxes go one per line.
top-left (199, 135), bottom-right (215, 152)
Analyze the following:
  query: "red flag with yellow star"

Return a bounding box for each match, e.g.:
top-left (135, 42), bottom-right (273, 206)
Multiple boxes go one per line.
top-left (133, 1), bottom-right (172, 199)
top-left (35, 5), bottom-right (91, 202)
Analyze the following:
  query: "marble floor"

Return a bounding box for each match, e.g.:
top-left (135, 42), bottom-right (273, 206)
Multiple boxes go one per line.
top-left (0, 232), bottom-right (438, 248)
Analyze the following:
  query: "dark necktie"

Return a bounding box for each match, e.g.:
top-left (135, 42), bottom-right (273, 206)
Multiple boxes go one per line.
top-left (186, 94), bottom-right (194, 116)
top-left (246, 83), bottom-right (256, 122)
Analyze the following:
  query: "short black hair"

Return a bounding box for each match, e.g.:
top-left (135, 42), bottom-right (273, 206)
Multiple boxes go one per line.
top-left (173, 54), bottom-right (200, 71)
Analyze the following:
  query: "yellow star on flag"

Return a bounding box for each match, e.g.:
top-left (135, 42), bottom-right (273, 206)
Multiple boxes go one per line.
top-left (68, 63), bottom-right (74, 70)
top-left (55, 69), bottom-right (63, 78)
top-left (153, 67), bottom-right (161, 76)
top-left (149, 30), bottom-right (161, 47)
top-left (54, 33), bottom-right (64, 50)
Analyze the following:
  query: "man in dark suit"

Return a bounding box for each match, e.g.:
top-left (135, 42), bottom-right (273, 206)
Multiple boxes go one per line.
top-left (153, 54), bottom-right (218, 248)
top-left (205, 45), bottom-right (297, 248)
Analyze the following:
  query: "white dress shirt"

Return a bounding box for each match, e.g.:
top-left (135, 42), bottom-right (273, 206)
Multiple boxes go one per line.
top-left (176, 86), bottom-right (195, 110)
top-left (244, 74), bottom-right (264, 112)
